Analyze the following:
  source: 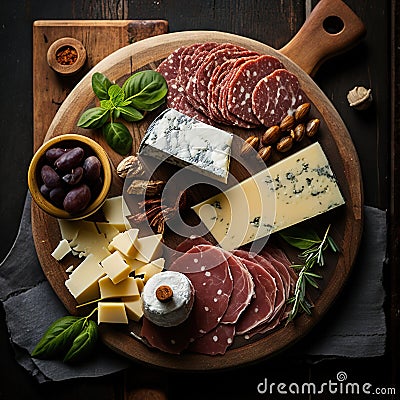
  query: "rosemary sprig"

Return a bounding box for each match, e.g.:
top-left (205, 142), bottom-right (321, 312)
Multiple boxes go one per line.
top-left (280, 224), bottom-right (339, 323)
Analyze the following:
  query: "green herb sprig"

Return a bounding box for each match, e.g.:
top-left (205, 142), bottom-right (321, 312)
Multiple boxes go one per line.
top-left (77, 70), bottom-right (168, 155)
top-left (31, 308), bottom-right (98, 363)
top-left (279, 224), bottom-right (339, 323)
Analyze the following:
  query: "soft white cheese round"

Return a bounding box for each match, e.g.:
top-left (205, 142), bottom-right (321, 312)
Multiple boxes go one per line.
top-left (142, 271), bottom-right (195, 327)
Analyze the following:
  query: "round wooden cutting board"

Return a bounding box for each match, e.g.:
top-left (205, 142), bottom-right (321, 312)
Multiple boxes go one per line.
top-left (32, 0), bottom-right (364, 370)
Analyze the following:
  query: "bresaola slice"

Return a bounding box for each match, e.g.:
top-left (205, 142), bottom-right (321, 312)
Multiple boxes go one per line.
top-left (220, 253), bottom-right (254, 324)
top-left (234, 257), bottom-right (277, 335)
top-left (189, 323), bottom-right (236, 355)
top-left (251, 68), bottom-right (308, 127)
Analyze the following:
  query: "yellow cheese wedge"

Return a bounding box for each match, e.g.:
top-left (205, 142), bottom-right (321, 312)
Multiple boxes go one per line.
top-left (192, 142), bottom-right (345, 251)
top-left (98, 302), bottom-right (128, 324)
top-left (65, 254), bottom-right (105, 304)
top-left (98, 276), bottom-right (140, 299)
top-left (134, 234), bottom-right (163, 263)
top-left (123, 296), bottom-right (144, 321)
top-left (134, 277), bottom-right (145, 293)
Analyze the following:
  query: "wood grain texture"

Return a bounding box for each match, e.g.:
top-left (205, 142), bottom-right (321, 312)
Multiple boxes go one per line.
top-left (32, 28), bottom-right (363, 370)
top-left (32, 20), bottom-right (168, 150)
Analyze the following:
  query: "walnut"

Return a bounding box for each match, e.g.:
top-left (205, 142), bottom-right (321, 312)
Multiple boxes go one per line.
top-left (126, 179), bottom-right (165, 196)
top-left (116, 155), bottom-right (145, 179)
top-left (347, 86), bottom-right (373, 110)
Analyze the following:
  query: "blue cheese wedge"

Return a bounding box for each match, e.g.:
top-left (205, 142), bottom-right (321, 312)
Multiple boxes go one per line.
top-left (139, 108), bottom-right (233, 183)
top-left (192, 142), bottom-right (345, 251)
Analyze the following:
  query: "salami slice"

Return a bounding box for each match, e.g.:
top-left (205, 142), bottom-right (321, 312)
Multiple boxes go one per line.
top-left (165, 78), bottom-right (185, 109)
top-left (157, 45), bottom-right (187, 81)
top-left (251, 68), bottom-right (308, 127)
top-left (220, 253), bottom-right (254, 324)
top-left (169, 245), bottom-right (233, 335)
top-left (189, 324), bottom-right (235, 355)
top-left (235, 257), bottom-right (277, 335)
top-left (227, 55), bottom-right (285, 124)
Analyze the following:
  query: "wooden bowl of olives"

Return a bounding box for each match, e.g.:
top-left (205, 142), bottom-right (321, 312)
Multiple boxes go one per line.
top-left (28, 134), bottom-right (112, 219)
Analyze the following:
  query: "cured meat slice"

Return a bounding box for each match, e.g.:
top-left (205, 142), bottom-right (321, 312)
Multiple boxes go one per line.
top-left (157, 45), bottom-right (187, 81)
top-left (189, 323), bottom-right (235, 355)
top-left (235, 257), bottom-right (277, 335)
top-left (233, 250), bottom-right (285, 320)
top-left (194, 45), bottom-right (259, 112)
top-left (258, 250), bottom-right (292, 298)
top-left (220, 253), bottom-right (254, 324)
top-left (175, 236), bottom-right (213, 254)
top-left (141, 314), bottom-right (196, 354)
top-left (252, 68), bottom-right (308, 127)
top-left (165, 78), bottom-right (185, 110)
top-left (169, 245), bottom-right (233, 335)
top-left (227, 55), bottom-right (285, 124)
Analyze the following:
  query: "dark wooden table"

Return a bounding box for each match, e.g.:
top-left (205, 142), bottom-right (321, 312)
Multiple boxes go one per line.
top-left (0, 0), bottom-right (398, 399)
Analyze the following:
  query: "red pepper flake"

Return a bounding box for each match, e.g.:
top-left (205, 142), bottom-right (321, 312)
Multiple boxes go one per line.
top-left (56, 46), bottom-right (78, 65)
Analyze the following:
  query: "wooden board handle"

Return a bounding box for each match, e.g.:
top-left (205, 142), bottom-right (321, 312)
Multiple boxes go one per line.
top-left (280, 0), bottom-right (366, 76)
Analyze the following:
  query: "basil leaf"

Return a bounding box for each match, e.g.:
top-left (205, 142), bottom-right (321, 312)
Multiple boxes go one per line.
top-left (108, 84), bottom-right (125, 106)
top-left (102, 122), bottom-right (132, 155)
top-left (118, 105), bottom-right (144, 122)
top-left (31, 316), bottom-right (84, 359)
top-left (130, 96), bottom-right (166, 112)
top-left (279, 226), bottom-right (321, 250)
top-left (92, 72), bottom-right (112, 100)
top-left (123, 70), bottom-right (167, 110)
top-left (63, 320), bottom-right (98, 363)
top-left (77, 107), bottom-right (109, 129)
top-left (100, 99), bottom-right (113, 110)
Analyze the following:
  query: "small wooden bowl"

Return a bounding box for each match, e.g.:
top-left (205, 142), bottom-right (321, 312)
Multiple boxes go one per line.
top-left (47, 37), bottom-right (87, 75)
top-left (28, 134), bottom-right (112, 220)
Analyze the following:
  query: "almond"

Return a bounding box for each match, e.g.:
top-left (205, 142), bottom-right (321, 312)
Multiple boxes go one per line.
top-left (262, 126), bottom-right (281, 145)
top-left (276, 136), bottom-right (293, 152)
top-left (241, 135), bottom-right (259, 156)
top-left (279, 114), bottom-right (295, 131)
top-left (294, 103), bottom-right (311, 121)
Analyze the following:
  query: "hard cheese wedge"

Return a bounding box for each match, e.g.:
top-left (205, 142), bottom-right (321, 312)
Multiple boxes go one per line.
top-left (98, 302), bottom-right (128, 324)
top-left (192, 142), bottom-right (345, 251)
top-left (138, 108), bottom-right (233, 183)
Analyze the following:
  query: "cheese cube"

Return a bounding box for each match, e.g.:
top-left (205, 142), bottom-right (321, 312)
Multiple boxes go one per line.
top-left (192, 143), bottom-right (345, 251)
top-left (100, 251), bottom-right (134, 284)
top-left (108, 229), bottom-right (139, 258)
top-left (102, 196), bottom-right (130, 231)
top-left (134, 234), bottom-right (163, 263)
top-left (123, 296), bottom-right (144, 321)
top-left (65, 254), bottom-right (105, 304)
top-left (98, 302), bottom-right (128, 324)
top-left (99, 276), bottom-right (140, 299)
top-left (51, 239), bottom-right (71, 261)
top-left (135, 258), bottom-right (165, 282)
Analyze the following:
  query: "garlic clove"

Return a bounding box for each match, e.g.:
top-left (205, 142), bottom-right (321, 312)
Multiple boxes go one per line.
top-left (347, 86), bottom-right (373, 110)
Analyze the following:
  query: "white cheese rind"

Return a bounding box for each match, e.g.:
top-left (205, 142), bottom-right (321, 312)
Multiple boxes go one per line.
top-left (141, 271), bottom-right (195, 327)
top-left (192, 143), bottom-right (345, 251)
top-left (138, 108), bottom-right (233, 183)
